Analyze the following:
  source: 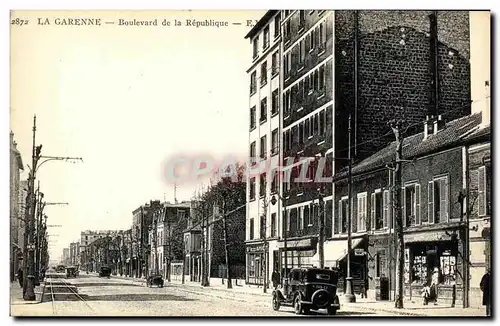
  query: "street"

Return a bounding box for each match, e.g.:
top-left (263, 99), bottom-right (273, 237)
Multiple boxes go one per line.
top-left (10, 274), bottom-right (391, 317)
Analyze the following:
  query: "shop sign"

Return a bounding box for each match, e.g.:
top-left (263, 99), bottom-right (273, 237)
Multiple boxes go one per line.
top-left (354, 249), bottom-right (366, 256)
top-left (247, 245), bottom-right (265, 253)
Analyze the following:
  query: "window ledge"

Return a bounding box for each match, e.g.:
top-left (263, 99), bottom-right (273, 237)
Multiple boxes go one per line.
top-left (284, 115), bottom-right (290, 120)
top-left (318, 49), bottom-right (326, 56)
top-left (260, 118), bottom-right (267, 125)
top-left (250, 126), bottom-right (256, 132)
top-left (271, 111), bottom-right (279, 118)
top-left (317, 93), bottom-right (325, 100)
top-left (260, 81), bottom-right (268, 88)
top-left (308, 90), bottom-right (313, 95)
top-left (309, 48), bottom-right (314, 54)
top-left (297, 107), bottom-right (304, 112)
top-left (298, 66), bottom-right (304, 73)
top-left (317, 140), bottom-right (325, 146)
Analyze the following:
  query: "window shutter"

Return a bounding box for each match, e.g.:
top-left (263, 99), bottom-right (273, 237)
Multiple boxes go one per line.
top-left (383, 190), bottom-right (389, 228)
top-left (357, 196), bottom-right (362, 231)
top-left (338, 200), bottom-right (342, 233)
top-left (478, 167), bottom-right (486, 216)
top-left (440, 178), bottom-right (448, 222)
top-left (428, 181), bottom-right (434, 224)
top-left (415, 184), bottom-right (421, 225)
top-left (371, 193), bottom-right (375, 231)
top-left (402, 187), bottom-right (406, 227)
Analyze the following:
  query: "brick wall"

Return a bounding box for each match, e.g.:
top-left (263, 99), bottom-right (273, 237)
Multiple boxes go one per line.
top-left (335, 11), bottom-right (470, 162)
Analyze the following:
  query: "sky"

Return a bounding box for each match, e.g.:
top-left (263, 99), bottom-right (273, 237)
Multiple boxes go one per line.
top-left (10, 10), bottom-right (266, 260)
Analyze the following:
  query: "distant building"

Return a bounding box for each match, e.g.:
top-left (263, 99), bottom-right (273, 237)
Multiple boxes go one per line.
top-left (62, 248), bottom-right (70, 266)
top-left (10, 132), bottom-right (24, 280)
top-left (69, 242), bottom-right (80, 266)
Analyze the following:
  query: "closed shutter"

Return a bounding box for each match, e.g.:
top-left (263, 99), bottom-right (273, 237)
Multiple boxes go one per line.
top-left (371, 193), bottom-right (375, 231)
top-left (440, 178), bottom-right (448, 222)
top-left (338, 200), bottom-right (342, 234)
top-left (383, 190), bottom-right (389, 228)
top-left (402, 187), bottom-right (406, 227)
top-left (415, 184), bottom-right (421, 225)
top-left (478, 167), bottom-right (486, 216)
top-left (428, 181), bottom-right (434, 224)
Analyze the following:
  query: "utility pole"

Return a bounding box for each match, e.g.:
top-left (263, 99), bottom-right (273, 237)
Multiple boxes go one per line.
top-left (221, 200), bottom-right (232, 289)
top-left (458, 191), bottom-right (469, 308)
top-left (345, 114), bottom-right (356, 303)
top-left (154, 211), bottom-right (159, 275)
top-left (391, 120), bottom-right (405, 309)
top-left (318, 187), bottom-right (325, 269)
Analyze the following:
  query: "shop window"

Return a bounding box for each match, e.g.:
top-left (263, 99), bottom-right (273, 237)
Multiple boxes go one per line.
top-left (428, 176), bottom-right (448, 224)
top-left (440, 250), bottom-right (457, 286)
top-left (403, 183), bottom-right (420, 227)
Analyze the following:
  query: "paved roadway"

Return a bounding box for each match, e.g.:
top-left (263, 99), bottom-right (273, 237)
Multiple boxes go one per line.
top-left (11, 274), bottom-right (392, 317)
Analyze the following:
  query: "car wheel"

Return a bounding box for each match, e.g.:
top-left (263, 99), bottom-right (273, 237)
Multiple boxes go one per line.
top-left (294, 296), bottom-right (303, 315)
top-left (272, 293), bottom-right (280, 311)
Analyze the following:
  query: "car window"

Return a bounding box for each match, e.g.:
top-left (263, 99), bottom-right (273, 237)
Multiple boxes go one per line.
top-left (316, 274), bottom-right (331, 280)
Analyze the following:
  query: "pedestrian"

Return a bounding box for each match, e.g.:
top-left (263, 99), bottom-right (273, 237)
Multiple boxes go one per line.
top-left (480, 268), bottom-right (491, 316)
top-left (271, 266), bottom-right (280, 289)
top-left (16, 267), bottom-right (23, 288)
top-left (430, 267), bottom-right (440, 305)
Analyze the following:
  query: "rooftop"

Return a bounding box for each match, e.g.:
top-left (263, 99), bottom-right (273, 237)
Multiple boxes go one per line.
top-left (244, 10), bottom-right (278, 40)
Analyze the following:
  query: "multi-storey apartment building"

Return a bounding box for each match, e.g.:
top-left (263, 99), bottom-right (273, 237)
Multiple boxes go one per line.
top-left (244, 10), bottom-right (283, 286)
top-left (245, 10), bottom-right (476, 289)
top-left (69, 241), bottom-right (80, 266)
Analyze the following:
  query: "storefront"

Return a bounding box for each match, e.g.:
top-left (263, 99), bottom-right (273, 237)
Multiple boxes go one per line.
top-left (404, 230), bottom-right (463, 305)
top-left (277, 237), bottom-right (317, 277)
top-left (247, 243), bottom-right (266, 285)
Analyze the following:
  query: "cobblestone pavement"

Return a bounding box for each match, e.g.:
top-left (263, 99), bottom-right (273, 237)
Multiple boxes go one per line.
top-left (9, 275), bottom-right (391, 317)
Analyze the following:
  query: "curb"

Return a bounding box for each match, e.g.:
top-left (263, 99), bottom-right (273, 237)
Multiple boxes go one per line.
top-left (167, 282), bottom-right (272, 298)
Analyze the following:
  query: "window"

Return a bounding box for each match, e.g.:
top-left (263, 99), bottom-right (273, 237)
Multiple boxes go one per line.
top-left (428, 177), bottom-right (448, 224)
top-left (271, 213), bottom-right (277, 237)
top-left (260, 62), bottom-right (267, 86)
top-left (478, 166), bottom-right (487, 216)
top-left (263, 26), bottom-right (270, 50)
top-left (299, 10), bottom-right (306, 30)
top-left (284, 52), bottom-right (291, 78)
top-left (309, 29), bottom-right (315, 51)
top-left (271, 129), bottom-right (279, 155)
top-left (298, 207), bottom-right (304, 230)
top-left (357, 193), bottom-right (367, 232)
top-left (304, 205), bottom-right (310, 226)
top-left (284, 209), bottom-right (290, 232)
top-left (318, 22), bottom-right (327, 50)
top-left (260, 98), bottom-right (267, 123)
top-left (250, 106), bottom-right (256, 129)
top-left (284, 91), bottom-right (291, 116)
top-left (274, 13), bottom-right (280, 38)
top-left (250, 141), bottom-right (256, 159)
top-left (338, 198), bottom-right (348, 234)
top-left (271, 170), bottom-right (279, 193)
top-left (271, 51), bottom-right (279, 76)
top-left (371, 191), bottom-right (384, 230)
top-left (253, 36), bottom-right (259, 59)
top-left (318, 65), bottom-right (326, 92)
top-left (178, 210), bottom-right (186, 221)
top-left (298, 123), bottom-right (304, 144)
top-left (260, 173), bottom-right (267, 197)
top-left (260, 214), bottom-right (266, 238)
top-left (249, 177), bottom-right (256, 200)
top-left (249, 218), bottom-right (255, 239)
top-left (404, 184), bottom-right (421, 226)
top-left (250, 71), bottom-right (257, 94)
top-left (260, 135), bottom-right (267, 159)
top-left (299, 39), bottom-right (305, 66)
top-left (376, 250), bottom-right (386, 277)
top-left (272, 89), bottom-right (279, 115)
top-left (319, 110), bottom-right (326, 135)
top-left (284, 20), bottom-right (291, 42)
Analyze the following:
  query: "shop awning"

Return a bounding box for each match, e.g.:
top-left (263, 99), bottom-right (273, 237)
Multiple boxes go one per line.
top-left (324, 238), bottom-right (364, 263)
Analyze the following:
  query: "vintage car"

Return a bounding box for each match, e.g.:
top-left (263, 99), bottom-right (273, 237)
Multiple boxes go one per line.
top-left (147, 274), bottom-right (164, 288)
top-left (272, 267), bottom-right (341, 315)
top-left (66, 266), bottom-right (78, 278)
top-left (99, 266), bottom-right (112, 278)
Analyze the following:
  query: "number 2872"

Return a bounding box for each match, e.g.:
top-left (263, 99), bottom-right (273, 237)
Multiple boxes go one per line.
top-left (11, 18), bottom-right (28, 26)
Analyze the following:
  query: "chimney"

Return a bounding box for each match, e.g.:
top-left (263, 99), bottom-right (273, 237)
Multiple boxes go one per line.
top-left (423, 115), bottom-right (435, 140)
top-left (433, 115), bottom-right (446, 134)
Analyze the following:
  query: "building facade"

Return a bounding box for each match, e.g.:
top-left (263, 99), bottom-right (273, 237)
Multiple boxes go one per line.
top-left (10, 132), bottom-right (24, 281)
top-left (69, 241), bottom-right (80, 266)
top-left (244, 10), bottom-right (283, 286)
top-left (149, 202), bottom-right (190, 280)
top-left (244, 9), bottom-right (475, 290)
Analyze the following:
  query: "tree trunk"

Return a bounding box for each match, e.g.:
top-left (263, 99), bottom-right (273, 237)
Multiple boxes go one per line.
top-left (222, 205), bottom-right (232, 289)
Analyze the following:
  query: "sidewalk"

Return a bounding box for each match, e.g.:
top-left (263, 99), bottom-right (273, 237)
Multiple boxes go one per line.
top-left (10, 281), bottom-right (43, 305)
top-left (342, 299), bottom-right (486, 317)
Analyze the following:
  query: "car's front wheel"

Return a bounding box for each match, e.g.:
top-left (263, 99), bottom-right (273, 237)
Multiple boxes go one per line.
top-left (272, 293), bottom-right (280, 311)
